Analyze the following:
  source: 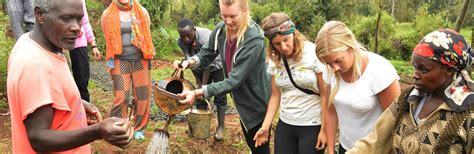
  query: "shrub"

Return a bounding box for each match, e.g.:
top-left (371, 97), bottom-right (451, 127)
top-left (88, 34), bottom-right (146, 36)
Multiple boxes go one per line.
top-left (414, 4), bottom-right (444, 37)
top-left (0, 14), bottom-right (15, 99)
top-left (152, 27), bottom-right (181, 61)
top-left (350, 12), bottom-right (397, 58)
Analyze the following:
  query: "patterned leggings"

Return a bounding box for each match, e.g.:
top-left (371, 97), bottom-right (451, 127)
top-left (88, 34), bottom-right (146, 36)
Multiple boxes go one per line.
top-left (109, 59), bottom-right (151, 131)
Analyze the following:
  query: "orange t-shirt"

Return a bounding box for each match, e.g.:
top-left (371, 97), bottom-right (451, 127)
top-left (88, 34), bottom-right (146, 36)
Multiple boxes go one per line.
top-left (7, 34), bottom-right (91, 153)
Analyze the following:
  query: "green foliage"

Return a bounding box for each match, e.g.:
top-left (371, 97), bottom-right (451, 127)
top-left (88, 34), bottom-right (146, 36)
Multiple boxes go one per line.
top-left (350, 11), bottom-right (397, 58)
top-left (191, 0), bottom-right (220, 25)
top-left (85, 0), bottom-right (106, 56)
top-left (251, 1), bottom-right (328, 40)
top-left (414, 4), bottom-right (444, 37)
top-left (151, 27), bottom-right (181, 61)
top-left (392, 22), bottom-right (419, 60)
top-left (390, 59), bottom-right (414, 82)
top-left (1, 0), bottom-right (5, 14)
top-left (285, 1), bottom-right (327, 40)
top-left (0, 13), bottom-right (15, 99)
top-left (250, 2), bottom-right (275, 25)
top-left (140, 0), bottom-right (170, 27)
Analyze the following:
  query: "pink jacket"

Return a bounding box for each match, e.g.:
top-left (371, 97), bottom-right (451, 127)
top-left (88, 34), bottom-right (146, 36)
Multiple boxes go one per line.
top-left (74, 0), bottom-right (95, 48)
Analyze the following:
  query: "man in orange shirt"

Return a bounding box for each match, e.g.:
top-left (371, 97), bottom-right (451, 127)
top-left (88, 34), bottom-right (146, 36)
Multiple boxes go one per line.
top-left (7, 0), bottom-right (134, 153)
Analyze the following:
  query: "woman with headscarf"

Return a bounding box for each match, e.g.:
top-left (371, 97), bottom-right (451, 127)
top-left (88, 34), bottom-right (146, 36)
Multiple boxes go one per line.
top-left (348, 29), bottom-right (474, 153)
top-left (101, 0), bottom-right (155, 140)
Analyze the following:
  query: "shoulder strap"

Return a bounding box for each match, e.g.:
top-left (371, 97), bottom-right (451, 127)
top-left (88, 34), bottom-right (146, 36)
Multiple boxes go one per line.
top-left (282, 57), bottom-right (318, 95)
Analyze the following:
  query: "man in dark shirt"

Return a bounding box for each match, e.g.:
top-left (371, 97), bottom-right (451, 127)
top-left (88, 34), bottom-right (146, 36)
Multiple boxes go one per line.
top-left (177, 18), bottom-right (228, 141)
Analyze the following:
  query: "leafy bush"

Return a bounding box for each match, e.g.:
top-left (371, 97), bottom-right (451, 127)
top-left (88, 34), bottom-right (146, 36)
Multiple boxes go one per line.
top-left (191, 0), bottom-right (220, 25)
top-left (392, 23), bottom-right (419, 60)
top-left (350, 12), bottom-right (397, 58)
top-left (152, 27), bottom-right (181, 61)
top-left (390, 60), bottom-right (414, 83)
top-left (140, 0), bottom-right (170, 27)
top-left (414, 4), bottom-right (444, 37)
top-left (0, 14), bottom-right (15, 98)
top-left (251, 1), bottom-right (327, 40)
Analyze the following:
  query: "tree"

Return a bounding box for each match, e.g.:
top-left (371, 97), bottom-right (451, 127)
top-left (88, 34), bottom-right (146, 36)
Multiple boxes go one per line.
top-left (391, 0), bottom-right (396, 16)
top-left (454, 0), bottom-right (472, 32)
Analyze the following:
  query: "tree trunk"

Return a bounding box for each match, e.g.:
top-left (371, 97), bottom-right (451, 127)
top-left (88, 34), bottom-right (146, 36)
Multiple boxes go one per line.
top-left (391, 0), bottom-right (396, 17)
top-left (454, 0), bottom-right (472, 32)
top-left (446, 0), bottom-right (452, 24)
top-left (375, 12), bottom-right (382, 53)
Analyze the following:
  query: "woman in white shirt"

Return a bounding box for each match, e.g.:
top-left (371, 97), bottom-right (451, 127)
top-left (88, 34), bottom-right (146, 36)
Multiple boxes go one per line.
top-left (314, 21), bottom-right (401, 154)
top-left (253, 13), bottom-right (328, 154)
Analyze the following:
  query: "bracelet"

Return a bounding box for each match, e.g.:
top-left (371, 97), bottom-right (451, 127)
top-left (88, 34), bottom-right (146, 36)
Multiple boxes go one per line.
top-left (91, 45), bottom-right (97, 49)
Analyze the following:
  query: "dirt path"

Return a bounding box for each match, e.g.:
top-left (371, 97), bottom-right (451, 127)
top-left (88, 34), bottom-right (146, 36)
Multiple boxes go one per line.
top-left (88, 59), bottom-right (250, 153)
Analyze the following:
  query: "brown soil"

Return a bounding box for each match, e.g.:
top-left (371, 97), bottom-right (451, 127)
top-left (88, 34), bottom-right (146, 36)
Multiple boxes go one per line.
top-left (0, 59), bottom-right (414, 153)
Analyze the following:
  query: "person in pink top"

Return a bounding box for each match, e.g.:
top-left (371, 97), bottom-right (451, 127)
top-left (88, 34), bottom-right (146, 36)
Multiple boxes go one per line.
top-left (70, 0), bottom-right (102, 103)
top-left (7, 0), bottom-right (133, 153)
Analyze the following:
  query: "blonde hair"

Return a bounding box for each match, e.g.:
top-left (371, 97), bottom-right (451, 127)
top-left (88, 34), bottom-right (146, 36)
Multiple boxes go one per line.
top-left (220, 0), bottom-right (251, 47)
top-left (261, 12), bottom-right (306, 68)
top-left (315, 21), bottom-right (365, 104)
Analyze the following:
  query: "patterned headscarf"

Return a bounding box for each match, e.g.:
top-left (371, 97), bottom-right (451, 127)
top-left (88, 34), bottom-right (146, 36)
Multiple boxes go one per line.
top-left (264, 20), bottom-right (296, 40)
top-left (413, 29), bottom-right (472, 71)
top-left (413, 29), bottom-right (474, 112)
top-left (102, 0), bottom-right (155, 61)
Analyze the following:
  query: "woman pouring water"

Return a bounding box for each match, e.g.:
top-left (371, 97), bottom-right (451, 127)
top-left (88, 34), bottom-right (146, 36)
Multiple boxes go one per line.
top-left (173, 0), bottom-right (271, 153)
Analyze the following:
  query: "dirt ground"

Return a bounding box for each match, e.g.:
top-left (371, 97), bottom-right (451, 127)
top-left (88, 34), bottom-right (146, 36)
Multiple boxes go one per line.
top-left (0, 59), bottom-right (412, 153)
top-left (0, 59), bottom-right (259, 153)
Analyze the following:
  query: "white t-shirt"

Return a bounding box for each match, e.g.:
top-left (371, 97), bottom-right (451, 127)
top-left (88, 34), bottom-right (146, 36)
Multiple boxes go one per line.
top-left (267, 41), bottom-right (326, 126)
top-left (324, 51), bottom-right (399, 149)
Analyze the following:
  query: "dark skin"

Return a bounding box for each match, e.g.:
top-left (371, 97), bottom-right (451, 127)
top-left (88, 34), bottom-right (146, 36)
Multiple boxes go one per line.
top-left (24, 0), bottom-right (133, 152)
top-left (411, 53), bottom-right (454, 119)
top-left (178, 25), bottom-right (196, 46)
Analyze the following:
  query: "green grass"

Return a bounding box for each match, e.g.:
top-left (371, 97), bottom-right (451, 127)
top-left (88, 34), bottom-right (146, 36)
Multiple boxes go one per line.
top-left (390, 59), bottom-right (414, 83)
top-left (394, 22), bottom-right (417, 38)
top-left (459, 28), bottom-right (472, 45)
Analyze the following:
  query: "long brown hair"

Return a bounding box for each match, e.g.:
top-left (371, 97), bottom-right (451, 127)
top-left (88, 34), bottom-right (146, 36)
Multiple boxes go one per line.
top-left (261, 12), bottom-right (306, 68)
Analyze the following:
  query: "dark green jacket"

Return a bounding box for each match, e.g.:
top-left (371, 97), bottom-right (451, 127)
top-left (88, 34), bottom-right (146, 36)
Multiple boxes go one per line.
top-left (190, 21), bottom-right (270, 131)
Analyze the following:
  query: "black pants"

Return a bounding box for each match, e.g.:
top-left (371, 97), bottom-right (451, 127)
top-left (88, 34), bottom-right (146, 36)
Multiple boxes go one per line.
top-left (338, 145), bottom-right (347, 154)
top-left (274, 119), bottom-right (324, 154)
top-left (194, 69), bottom-right (227, 108)
top-left (241, 122), bottom-right (270, 154)
top-left (70, 47), bottom-right (91, 102)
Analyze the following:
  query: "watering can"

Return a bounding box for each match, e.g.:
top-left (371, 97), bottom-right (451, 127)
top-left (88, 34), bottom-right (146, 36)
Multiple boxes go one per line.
top-left (152, 68), bottom-right (195, 115)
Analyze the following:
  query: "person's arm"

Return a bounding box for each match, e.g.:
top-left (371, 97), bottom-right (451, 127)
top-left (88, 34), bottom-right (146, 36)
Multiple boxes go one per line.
top-left (7, 0), bottom-right (26, 40)
top-left (23, 105), bottom-right (133, 152)
top-left (325, 98), bottom-right (338, 154)
top-left (377, 80), bottom-right (400, 110)
top-left (315, 72), bottom-right (328, 150)
top-left (179, 41), bottom-right (264, 104)
top-left (81, 1), bottom-right (101, 60)
top-left (253, 76), bottom-right (281, 147)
